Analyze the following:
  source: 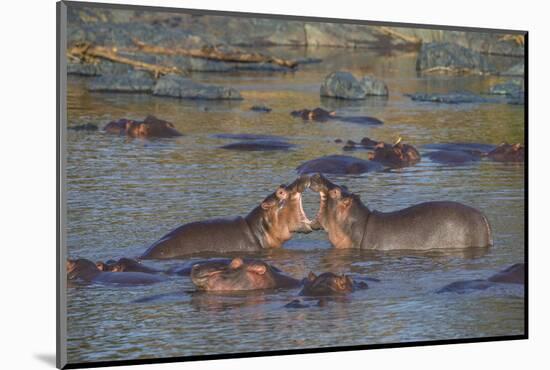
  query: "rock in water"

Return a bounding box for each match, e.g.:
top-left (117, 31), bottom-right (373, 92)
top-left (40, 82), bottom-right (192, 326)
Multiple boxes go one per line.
top-left (488, 80), bottom-right (524, 96)
top-left (416, 42), bottom-right (494, 74)
top-left (320, 71), bottom-right (367, 100)
top-left (360, 76), bottom-right (389, 96)
top-left (88, 70), bottom-right (155, 92)
top-left (153, 75), bottom-right (242, 100)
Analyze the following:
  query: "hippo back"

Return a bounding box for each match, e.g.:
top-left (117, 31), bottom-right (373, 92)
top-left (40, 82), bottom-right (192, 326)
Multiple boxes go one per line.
top-left (141, 217), bottom-right (261, 259)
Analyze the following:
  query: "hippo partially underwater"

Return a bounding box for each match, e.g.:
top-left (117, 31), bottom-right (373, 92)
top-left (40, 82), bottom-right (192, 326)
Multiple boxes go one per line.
top-left (67, 258), bottom-right (167, 285)
top-left (141, 176), bottom-right (312, 259)
top-left (190, 258), bottom-right (301, 291)
top-left (308, 173), bottom-right (492, 250)
top-left (437, 263), bottom-right (525, 293)
top-left (104, 115), bottom-right (183, 139)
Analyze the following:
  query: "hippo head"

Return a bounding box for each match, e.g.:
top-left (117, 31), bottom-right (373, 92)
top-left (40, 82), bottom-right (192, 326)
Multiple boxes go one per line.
top-left (191, 258), bottom-right (280, 291)
top-left (309, 173), bottom-right (366, 249)
top-left (488, 142), bottom-right (524, 162)
top-left (250, 175), bottom-right (312, 248)
top-left (67, 258), bottom-right (100, 280)
top-left (367, 138), bottom-right (421, 168)
top-left (300, 272), bottom-right (354, 296)
top-left (95, 259), bottom-right (117, 272)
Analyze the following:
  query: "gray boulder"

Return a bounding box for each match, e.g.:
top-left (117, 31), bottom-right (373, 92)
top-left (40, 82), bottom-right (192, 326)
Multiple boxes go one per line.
top-left (360, 76), bottom-right (389, 96)
top-left (153, 75), bottom-right (243, 100)
top-left (88, 70), bottom-right (155, 92)
top-left (416, 42), bottom-right (494, 74)
top-left (320, 72), bottom-right (388, 99)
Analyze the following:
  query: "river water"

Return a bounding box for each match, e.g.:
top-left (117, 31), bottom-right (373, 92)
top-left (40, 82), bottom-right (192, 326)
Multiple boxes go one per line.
top-left (65, 47), bottom-right (525, 364)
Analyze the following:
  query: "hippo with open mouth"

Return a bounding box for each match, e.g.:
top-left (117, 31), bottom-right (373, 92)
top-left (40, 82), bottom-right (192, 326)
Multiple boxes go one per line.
top-left (67, 258), bottom-right (167, 285)
top-left (308, 173), bottom-right (492, 250)
top-left (141, 176), bottom-right (312, 259)
top-left (190, 258), bottom-right (301, 291)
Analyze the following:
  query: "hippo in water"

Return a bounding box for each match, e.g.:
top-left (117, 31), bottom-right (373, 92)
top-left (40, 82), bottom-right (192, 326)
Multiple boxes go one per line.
top-left (291, 108), bottom-right (336, 121)
top-left (366, 138), bottom-right (421, 168)
top-left (437, 263), bottom-right (524, 293)
top-left (141, 176), bottom-right (312, 259)
top-left (309, 173), bottom-right (492, 250)
top-left (104, 115), bottom-right (183, 138)
top-left (95, 258), bottom-right (162, 274)
top-left (300, 272), bottom-right (368, 296)
top-left (296, 155), bottom-right (384, 175)
top-left (67, 258), bottom-right (167, 285)
top-left (487, 143), bottom-right (524, 162)
top-left (291, 108), bottom-right (383, 125)
top-left (190, 258), bottom-right (301, 291)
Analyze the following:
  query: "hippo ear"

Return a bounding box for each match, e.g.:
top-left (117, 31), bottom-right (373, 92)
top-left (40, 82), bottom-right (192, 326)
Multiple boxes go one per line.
top-left (367, 152), bottom-right (375, 160)
top-left (308, 271), bottom-right (317, 281)
top-left (230, 258), bottom-right (244, 269)
top-left (247, 264), bottom-right (267, 275)
top-left (261, 198), bottom-right (277, 210)
top-left (375, 142), bottom-right (385, 149)
top-left (329, 188), bottom-right (341, 199)
top-left (341, 197), bottom-right (353, 208)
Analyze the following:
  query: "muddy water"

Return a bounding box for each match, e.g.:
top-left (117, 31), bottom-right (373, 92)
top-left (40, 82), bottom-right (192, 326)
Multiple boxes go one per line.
top-left (66, 48), bottom-right (525, 363)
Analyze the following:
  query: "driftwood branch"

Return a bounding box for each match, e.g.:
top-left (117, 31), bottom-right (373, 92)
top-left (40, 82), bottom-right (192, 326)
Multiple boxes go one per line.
top-left (67, 42), bottom-right (183, 78)
top-left (130, 39), bottom-right (299, 69)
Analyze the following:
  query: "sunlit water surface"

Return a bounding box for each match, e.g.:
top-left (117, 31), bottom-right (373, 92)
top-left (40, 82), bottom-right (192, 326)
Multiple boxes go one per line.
top-left (66, 48), bottom-right (525, 363)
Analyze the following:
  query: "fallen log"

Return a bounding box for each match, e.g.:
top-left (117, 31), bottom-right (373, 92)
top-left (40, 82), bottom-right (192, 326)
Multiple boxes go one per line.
top-left (130, 39), bottom-right (298, 69)
top-left (67, 42), bottom-right (182, 78)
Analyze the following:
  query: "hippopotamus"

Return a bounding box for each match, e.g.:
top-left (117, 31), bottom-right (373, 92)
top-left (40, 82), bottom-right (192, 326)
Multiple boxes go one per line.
top-left (300, 272), bottom-right (368, 296)
top-left (250, 105), bottom-right (272, 113)
top-left (190, 258), bottom-right (301, 291)
top-left (423, 142), bottom-right (524, 164)
top-left (141, 176), bottom-right (312, 259)
top-left (68, 123), bottom-right (98, 131)
top-left (103, 115), bottom-right (183, 138)
top-left (342, 137), bottom-right (379, 150)
top-left (220, 140), bottom-right (295, 151)
top-left (309, 173), bottom-right (492, 250)
top-left (426, 150), bottom-right (482, 165)
top-left (437, 263), bottom-right (524, 293)
top-left (487, 143), bottom-right (524, 162)
top-left (95, 258), bottom-right (162, 274)
top-left (67, 258), bottom-right (167, 285)
top-left (291, 108), bottom-right (383, 125)
top-left (296, 155), bottom-right (384, 175)
top-left (366, 139), bottom-right (421, 168)
top-left (291, 108), bottom-right (336, 121)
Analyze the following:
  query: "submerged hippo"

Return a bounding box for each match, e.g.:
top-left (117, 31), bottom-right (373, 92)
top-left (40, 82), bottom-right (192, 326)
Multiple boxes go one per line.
top-left (342, 137), bottom-right (379, 150)
top-left (487, 143), bottom-right (524, 162)
top-left (141, 176), bottom-right (312, 259)
top-left (367, 138), bottom-right (421, 168)
top-left (67, 258), bottom-right (167, 285)
top-left (190, 258), bottom-right (301, 291)
top-left (291, 108), bottom-right (336, 121)
top-left (300, 272), bottom-right (368, 296)
top-left (95, 258), bottom-right (162, 274)
top-left (104, 115), bottom-right (183, 138)
top-left (220, 140), bottom-right (295, 151)
top-left (437, 263), bottom-right (525, 293)
top-left (309, 173), bottom-right (492, 250)
top-left (296, 155), bottom-right (384, 175)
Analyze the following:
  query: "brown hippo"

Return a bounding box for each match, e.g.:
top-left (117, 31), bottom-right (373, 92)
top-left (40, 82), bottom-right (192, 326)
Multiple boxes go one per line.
top-left (367, 138), bottom-right (421, 168)
top-left (437, 263), bottom-right (525, 293)
top-left (296, 155), bottom-right (384, 175)
top-left (299, 272), bottom-right (368, 296)
top-left (67, 258), bottom-right (167, 285)
top-left (141, 176), bottom-right (312, 259)
top-left (309, 173), bottom-right (492, 250)
top-left (487, 143), bottom-right (524, 162)
top-left (103, 115), bottom-right (183, 138)
top-left (95, 258), bottom-right (162, 274)
top-left (190, 258), bottom-right (301, 291)
top-left (291, 108), bottom-right (336, 121)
